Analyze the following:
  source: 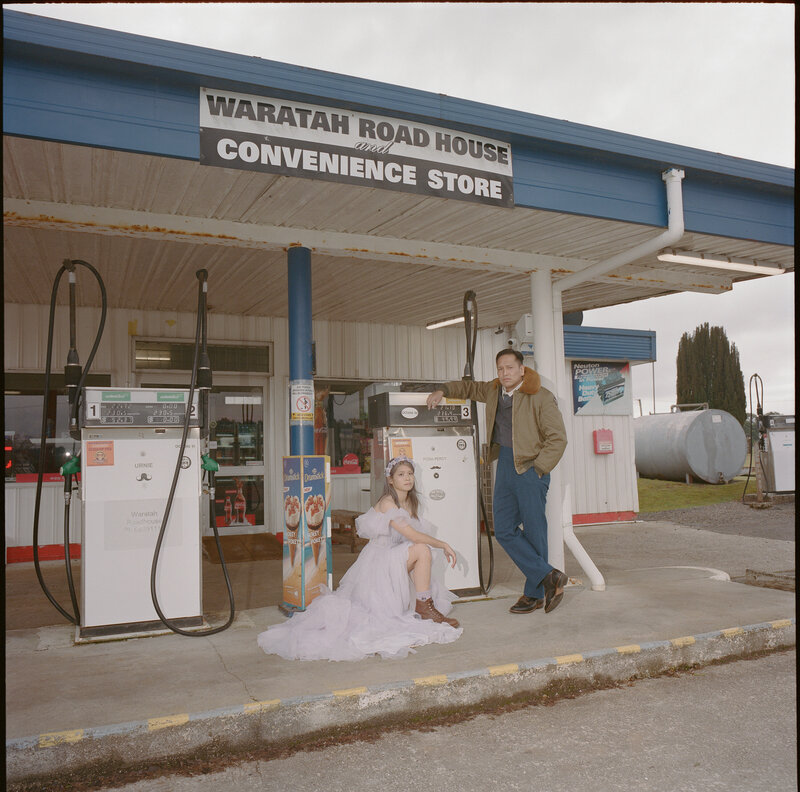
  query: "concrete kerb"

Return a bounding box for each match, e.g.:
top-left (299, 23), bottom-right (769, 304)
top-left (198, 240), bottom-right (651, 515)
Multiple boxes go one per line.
top-left (6, 618), bottom-right (795, 784)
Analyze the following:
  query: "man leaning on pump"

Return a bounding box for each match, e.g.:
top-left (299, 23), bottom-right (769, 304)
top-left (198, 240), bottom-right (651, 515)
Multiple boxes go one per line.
top-left (427, 348), bottom-right (568, 615)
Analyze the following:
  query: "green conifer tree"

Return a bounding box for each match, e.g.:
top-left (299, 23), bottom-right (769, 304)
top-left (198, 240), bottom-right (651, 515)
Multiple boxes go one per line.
top-left (675, 323), bottom-right (746, 424)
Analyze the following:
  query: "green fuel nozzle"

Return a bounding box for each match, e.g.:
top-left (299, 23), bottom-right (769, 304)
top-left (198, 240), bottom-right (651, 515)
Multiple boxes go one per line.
top-left (201, 454), bottom-right (219, 472)
top-left (61, 456), bottom-right (81, 476)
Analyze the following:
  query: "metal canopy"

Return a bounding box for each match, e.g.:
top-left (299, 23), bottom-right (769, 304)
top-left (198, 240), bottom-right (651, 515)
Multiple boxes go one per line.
top-left (3, 136), bottom-right (794, 329)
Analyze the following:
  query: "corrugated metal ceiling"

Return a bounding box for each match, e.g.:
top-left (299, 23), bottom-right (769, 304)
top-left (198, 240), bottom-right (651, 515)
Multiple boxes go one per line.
top-left (3, 137), bottom-right (794, 329)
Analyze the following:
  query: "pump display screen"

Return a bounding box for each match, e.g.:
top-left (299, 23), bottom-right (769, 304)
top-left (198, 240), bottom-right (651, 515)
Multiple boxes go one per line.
top-left (433, 405), bottom-right (470, 424)
top-left (82, 389), bottom-right (200, 428)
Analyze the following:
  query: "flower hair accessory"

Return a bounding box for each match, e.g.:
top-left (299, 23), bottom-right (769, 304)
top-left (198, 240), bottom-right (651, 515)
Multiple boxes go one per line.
top-left (385, 456), bottom-right (413, 477)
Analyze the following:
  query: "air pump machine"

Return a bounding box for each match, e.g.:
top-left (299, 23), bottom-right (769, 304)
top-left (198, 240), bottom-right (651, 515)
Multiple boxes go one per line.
top-left (367, 291), bottom-right (494, 598)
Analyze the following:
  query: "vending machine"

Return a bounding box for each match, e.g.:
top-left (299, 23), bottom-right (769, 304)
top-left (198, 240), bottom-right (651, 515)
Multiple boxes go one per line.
top-left (368, 392), bottom-right (481, 596)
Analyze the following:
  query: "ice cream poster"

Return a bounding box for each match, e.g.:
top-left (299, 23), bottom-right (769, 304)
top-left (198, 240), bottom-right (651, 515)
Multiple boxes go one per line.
top-left (281, 455), bottom-right (332, 611)
top-left (571, 361), bottom-right (632, 416)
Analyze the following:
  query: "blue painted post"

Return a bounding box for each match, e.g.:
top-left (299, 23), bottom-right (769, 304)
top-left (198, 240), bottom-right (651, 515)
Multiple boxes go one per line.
top-left (287, 246), bottom-right (314, 455)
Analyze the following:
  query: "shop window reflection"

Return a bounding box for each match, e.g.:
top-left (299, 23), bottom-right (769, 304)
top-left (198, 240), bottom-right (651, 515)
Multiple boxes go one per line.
top-left (314, 380), bottom-right (435, 474)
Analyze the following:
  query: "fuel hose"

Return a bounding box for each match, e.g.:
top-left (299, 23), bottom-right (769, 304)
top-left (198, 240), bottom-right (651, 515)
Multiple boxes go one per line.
top-left (149, 270), bottom-right (236, 636)
top-left (742, 373), bottom-right (767, 501)
top-left (462, 290), bottom-right (494, 594)
top-left (33, 259), bottom-right (107, 625)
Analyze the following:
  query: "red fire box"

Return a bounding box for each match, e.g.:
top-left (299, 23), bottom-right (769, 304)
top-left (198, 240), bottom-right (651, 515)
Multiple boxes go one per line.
top-left (593, 428), bottom-right (614, 454)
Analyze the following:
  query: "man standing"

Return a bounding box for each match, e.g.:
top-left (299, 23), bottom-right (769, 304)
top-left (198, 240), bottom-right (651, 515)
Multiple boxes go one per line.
top-left (427, 349), bottom-right (568, 614)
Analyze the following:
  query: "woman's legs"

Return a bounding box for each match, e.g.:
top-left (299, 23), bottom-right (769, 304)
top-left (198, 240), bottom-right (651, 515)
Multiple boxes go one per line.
top-left (406, 542), bottom-right (432, 592)
top-left (408, 543), bottom-right (459, 628)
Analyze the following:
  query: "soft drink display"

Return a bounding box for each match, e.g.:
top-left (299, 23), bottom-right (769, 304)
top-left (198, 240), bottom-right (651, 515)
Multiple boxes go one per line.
top-left (234, 479), bottom-right (246, 524)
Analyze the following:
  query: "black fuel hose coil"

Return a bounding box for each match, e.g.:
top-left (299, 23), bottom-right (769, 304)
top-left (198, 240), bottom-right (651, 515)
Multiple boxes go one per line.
top-left (33, 259), bottom-right (107, 625)
top-left (149, 270), bottom-right (236, 636)
top-left (462, 290), bottom-right (494, 595)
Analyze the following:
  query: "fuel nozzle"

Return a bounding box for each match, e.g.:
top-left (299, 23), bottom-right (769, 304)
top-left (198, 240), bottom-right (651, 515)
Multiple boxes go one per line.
top-left (60, 454), bottom-right (81, 504)
top-left (202, 453), bottom-right (219, 499)
top-left (64, 261), bottom-right (82, 427)
top-left (196, 269), bottom-right (213, 391)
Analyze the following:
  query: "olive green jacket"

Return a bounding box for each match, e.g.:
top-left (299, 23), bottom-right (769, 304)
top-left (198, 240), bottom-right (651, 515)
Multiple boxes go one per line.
top-left (440, 367), bottom-right (567, 476)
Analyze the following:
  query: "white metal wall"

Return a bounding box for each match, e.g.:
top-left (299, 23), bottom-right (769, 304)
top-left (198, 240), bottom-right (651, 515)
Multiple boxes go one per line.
top-left (4, 301), bottom-right (640, 549)
top-left (4, 302), bottom-right (498, 548)
top-left (560, 359), bottom-right (639, 520)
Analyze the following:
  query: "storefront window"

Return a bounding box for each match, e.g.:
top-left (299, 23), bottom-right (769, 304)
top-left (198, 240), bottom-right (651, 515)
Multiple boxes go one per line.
top-left (4, 373), bottom-right (111, 480)
top-left (314, 380), bottom-right (436, 474)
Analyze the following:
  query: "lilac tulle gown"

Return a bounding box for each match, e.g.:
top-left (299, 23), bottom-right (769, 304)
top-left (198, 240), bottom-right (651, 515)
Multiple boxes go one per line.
top-left (257, 506), bottom-right (462, 661)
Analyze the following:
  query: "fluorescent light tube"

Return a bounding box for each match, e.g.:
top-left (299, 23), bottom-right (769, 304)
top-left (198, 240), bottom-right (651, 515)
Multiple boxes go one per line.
top-left (426, 316), bottom-right (464, 329)
top-left (657, 250), bottom-right (785, 275)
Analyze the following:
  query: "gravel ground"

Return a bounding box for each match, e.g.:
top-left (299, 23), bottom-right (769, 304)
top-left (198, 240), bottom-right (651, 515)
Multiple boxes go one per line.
top-left (640, 500), bottom-right (795, 543)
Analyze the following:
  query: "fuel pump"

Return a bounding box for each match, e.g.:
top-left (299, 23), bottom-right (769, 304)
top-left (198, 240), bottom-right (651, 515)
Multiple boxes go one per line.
top-left (367, 291), bottom-right (494, 597)
top-left (34, 262), bottom-right (234, 639)
top-left (369, 391), bottom-right (481, 596)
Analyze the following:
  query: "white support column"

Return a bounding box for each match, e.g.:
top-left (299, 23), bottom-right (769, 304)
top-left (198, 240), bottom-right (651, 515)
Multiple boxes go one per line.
top-left (530, 268), bottom-right (565, 573)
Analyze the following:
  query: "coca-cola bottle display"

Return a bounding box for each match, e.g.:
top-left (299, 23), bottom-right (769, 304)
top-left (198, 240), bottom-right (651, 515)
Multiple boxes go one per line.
top-left (234, 478), bottom-right (247, 525)
top-left (224, 496), bottom-right (232, 525)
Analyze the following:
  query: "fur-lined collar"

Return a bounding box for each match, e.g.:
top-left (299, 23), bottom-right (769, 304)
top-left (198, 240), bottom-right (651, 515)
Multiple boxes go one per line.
top-left (492, 366), bottom-right (541, 395)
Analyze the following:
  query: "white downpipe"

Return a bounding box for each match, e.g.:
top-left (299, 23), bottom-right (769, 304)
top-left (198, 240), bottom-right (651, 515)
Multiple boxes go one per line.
top-left (562, 483), bottom-right (606, 590)
top-left (551, 168), bottom-right (685, 591)
top-left (553, 168), bottom-right (685, 295)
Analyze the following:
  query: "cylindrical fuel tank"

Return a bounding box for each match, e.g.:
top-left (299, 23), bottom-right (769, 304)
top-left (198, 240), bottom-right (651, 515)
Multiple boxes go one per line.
top-left (634, 409), bottom-right (746, 484)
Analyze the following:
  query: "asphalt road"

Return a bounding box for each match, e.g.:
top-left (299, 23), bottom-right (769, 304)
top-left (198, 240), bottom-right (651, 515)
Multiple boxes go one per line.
top-left (96, 649), bottom-right (796, 792)
top-left (640, 500), bottom-right (795, 542)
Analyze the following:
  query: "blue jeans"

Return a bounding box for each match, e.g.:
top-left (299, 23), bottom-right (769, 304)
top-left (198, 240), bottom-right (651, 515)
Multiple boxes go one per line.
top-left (493, 446), bottom-right (552, 599)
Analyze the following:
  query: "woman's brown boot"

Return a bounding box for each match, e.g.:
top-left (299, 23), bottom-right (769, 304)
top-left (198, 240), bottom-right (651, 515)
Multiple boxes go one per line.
top-left (415, 597), bottom-right (459, 628)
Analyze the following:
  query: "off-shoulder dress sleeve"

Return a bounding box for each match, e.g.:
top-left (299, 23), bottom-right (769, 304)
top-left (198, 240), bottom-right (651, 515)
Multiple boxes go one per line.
top-left (355, 506), bottom-right (411, 540)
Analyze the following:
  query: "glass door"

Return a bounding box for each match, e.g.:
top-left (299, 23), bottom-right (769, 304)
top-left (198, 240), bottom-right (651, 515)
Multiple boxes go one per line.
top-left (207, 386), bottom-right (265, 531)
top-left (137, 375), bottom-right (266, 534)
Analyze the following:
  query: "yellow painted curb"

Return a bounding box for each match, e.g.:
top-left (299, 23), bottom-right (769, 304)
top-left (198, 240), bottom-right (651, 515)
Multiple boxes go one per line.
top-left (555, 654), bottom-right (584, 665)
top-left (333, 687), bottom-right (368, 697)
top-left (148, 714), bottom-right (189, 731)
top-left (39, 729), bottom-right (84, 747)
top-left (244, 699), bottom-right (281, 714)
top-left (671, 636), bottom-right (696, 647)
top-left (414, 674), bottom-right (448, 687)
top-left (721, 627), bottom-right (744, 637)
top-left (488, 663), bottom-right (519, 677)
top-left (770, 619), bottom-right (792, 629)
top-left (616, 645), bottom-right (641, 654)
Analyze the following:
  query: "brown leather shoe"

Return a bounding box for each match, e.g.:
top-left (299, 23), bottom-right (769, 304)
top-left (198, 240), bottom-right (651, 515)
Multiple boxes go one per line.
top-left (542, 569), bottom-right (568, 613)
top-left (415, 597), bottom-right (460, 628)
top-left (509, 595), bottom-right (544, 614)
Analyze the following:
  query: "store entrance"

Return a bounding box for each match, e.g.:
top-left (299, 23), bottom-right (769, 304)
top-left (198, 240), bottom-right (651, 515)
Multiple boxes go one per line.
top-left (137, 374), bottom-right (267, 535)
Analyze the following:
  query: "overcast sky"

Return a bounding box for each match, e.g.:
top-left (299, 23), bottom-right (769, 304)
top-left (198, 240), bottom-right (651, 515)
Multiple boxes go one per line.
top-left (5, 2), bottom-right (795, 415)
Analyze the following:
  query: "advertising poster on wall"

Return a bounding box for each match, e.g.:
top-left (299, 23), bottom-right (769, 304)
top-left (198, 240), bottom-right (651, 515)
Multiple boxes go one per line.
top-left (281, 455), bottom-right (332, 612)
top-left (571, 361), bottom-right (632, 416)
